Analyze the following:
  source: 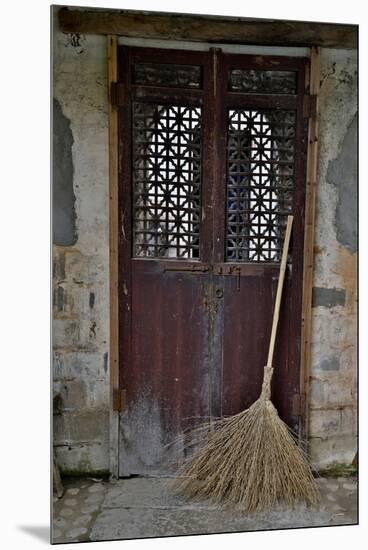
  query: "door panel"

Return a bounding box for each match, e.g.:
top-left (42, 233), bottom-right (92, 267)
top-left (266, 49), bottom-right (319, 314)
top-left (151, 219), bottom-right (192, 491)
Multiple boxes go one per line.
top-left (218, 52), bottom-right (307, 432)
top-left (221, 270), bottom-right (276, 416)
top-left (118, 47), bottom-right (213, 475)
top-left (221, 268), bottom-right (298, 428)
top-left (119, 261), bottom-right (211, 475)
top-left (117, 46), bottom-right (309, 476)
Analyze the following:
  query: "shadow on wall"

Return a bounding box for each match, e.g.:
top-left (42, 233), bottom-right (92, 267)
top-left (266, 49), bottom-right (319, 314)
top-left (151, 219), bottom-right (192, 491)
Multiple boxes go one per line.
top-left (53, 97), bottom-right (78, 246)
top-left (326, 112), bottom-right (357, 253)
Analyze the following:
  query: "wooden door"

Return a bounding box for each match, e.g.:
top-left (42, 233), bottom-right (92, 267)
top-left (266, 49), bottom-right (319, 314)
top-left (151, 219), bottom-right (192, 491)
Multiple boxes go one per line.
top-left (117, 46), bottom-right (309, 476)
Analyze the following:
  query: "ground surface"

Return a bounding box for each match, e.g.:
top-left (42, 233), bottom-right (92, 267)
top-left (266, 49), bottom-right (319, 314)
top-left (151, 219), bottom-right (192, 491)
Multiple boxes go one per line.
top-left (52, 475), bottom-right (357, 543)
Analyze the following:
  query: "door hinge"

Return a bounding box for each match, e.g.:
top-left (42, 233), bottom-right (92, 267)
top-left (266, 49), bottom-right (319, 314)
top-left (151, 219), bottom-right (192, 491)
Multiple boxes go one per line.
top-left (110, 82), bottom-right (125, 107)
top-left (303, 94), bottom-right (318, 119)
top-left (113, 388), bottom-right (126, 412)
top-left (292, 393), bottom-right (306, 417)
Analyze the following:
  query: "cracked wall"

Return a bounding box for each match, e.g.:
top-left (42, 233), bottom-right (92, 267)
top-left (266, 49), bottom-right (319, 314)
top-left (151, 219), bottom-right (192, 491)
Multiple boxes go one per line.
top-left (52, 9), bottom-right (357, 473)
top-left (52, 9), bottom-right (110, 474)
top-left (309, 48), bottom-right (357, 468)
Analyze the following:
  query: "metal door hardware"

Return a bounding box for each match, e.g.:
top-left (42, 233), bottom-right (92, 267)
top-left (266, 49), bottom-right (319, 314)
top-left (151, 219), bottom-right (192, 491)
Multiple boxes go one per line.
top-left (163, 264), bottom-right (211, 273)
top-left (235, 267), bottom-right (241, 291)
top-left (113, 388), bottom-right (126, 412)
top-left (215, 287), bottom-right (224, 299)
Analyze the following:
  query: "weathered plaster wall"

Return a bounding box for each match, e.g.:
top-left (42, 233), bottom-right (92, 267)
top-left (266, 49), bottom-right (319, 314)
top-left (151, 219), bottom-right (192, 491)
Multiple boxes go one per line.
top-left (309, 48), bottom-right (357, 468)
top-left (52, 12), bottom-right (357, 474)
top-left (52, 12), bottom-right (110, 474)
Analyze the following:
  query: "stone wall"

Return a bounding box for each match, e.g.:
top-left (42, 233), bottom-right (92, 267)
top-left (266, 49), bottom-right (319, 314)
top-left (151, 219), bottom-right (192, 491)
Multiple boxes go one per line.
top-left (52, 11), bottom-right (357, 473)
top-left (52, 13), bottom-right (110, 474)
top-left (309, 48), bottom-right (357, 468)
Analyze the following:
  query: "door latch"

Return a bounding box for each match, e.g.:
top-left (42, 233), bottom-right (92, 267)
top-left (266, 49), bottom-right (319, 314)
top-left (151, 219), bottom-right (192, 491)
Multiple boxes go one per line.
top-left (235, 267), bottom-right (241, 291)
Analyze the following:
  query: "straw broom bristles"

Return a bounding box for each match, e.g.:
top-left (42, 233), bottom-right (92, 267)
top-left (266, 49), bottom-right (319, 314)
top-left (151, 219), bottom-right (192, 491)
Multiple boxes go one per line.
top-left (172, 367), bottom-right (320, 511)
top-left (172, 216), bottom-right (320, 511)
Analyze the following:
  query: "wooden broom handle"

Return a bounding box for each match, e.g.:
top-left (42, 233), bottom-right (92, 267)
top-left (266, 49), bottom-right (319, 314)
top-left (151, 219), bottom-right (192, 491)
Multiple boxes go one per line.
top-left (266, 215), bottom-right (294, 368)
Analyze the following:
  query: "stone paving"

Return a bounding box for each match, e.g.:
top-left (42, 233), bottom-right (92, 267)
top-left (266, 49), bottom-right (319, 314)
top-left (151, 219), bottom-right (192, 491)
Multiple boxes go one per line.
top-left (52, 475), bottom-right (358, 543)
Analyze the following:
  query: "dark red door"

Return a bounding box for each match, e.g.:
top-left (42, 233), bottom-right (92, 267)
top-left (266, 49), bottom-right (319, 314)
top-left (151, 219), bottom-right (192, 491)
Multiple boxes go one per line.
top-left (117, 47), bottom-right (308, 476)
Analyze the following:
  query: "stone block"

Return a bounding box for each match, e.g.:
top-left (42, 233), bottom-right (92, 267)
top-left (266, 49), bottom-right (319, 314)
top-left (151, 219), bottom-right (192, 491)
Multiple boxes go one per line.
top-left (309, 408), bottom-right (356, 438)
top-left (53, 350), bottom-right (109, 381)
top-left (53, 410), bottom-right (109, 444)
top-left (54, 441), bottom-right (110, 475)
top-left (55, 378), bottom-right (109, 411)
top-left (309, 373), bottom-right (356, 408)
top-left (309, 435), bottom-right (357, 469)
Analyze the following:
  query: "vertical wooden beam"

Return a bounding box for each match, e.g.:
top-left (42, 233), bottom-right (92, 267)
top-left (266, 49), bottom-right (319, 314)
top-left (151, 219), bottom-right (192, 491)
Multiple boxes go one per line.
top-left (107, 34), bottom-right (120, 478)
top-left (300, 46), bottom-right (321, 443)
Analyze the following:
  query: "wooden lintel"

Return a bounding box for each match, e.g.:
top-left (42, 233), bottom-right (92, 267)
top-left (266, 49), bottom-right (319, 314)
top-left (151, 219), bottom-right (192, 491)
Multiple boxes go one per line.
top-left (59, 8), bottom-right (357, 49)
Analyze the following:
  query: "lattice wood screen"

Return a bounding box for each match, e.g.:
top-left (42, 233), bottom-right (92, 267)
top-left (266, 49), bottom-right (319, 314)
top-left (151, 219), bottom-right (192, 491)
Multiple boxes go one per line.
top-left (132, 103), bottom-right (201, 259)
top-left (226, 109), bottom-right (296, 262)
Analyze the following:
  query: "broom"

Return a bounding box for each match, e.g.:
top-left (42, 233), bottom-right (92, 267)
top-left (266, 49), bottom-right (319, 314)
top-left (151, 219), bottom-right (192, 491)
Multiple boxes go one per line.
top-left (173, 215), bottom-right (319, 511)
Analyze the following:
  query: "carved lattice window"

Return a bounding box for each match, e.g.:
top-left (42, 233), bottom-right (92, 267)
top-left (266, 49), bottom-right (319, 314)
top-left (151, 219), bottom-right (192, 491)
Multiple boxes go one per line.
top-left (126, 50), bottom-right (304, 264)
top-left (132, 103), bottom-right (201, 259)
top-left (133, 63), bottom-right (202, 89)
top-left (226, 109), bottom-right (296, 262)
top-left (229, 69), bottom-right (298, 95)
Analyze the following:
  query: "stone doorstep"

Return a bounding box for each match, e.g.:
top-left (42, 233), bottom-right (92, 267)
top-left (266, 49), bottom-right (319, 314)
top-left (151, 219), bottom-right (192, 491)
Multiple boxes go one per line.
top-left (52, 476), bottom-right (358, 543)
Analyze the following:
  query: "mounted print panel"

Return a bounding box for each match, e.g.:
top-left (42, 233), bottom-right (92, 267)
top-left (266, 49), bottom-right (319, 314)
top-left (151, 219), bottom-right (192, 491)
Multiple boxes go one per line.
top-left (52, 4), bottom-right (358, 544)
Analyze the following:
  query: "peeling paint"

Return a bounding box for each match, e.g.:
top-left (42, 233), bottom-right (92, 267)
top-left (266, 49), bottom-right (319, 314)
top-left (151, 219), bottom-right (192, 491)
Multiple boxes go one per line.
top-left (53, 250), bottom-right (66, 280)
top-left (335, 246), bottom-right (357, 312)
top-left (54, 285), bottom-right (66, 313)
top-left (53, 98), bottom-right (77, 246)
top-left (326, 113), bottom-right (357, 253)
top-left (64, 321), bottom-right (80, 344)
top-left (89, 322), bottom-right (97, 339)
top-left (318, 355), bottom-right (340, 371)
top-left (103, 352), bottom-right (108, 374)
top-left (64, 32), bottom-right (86, 54)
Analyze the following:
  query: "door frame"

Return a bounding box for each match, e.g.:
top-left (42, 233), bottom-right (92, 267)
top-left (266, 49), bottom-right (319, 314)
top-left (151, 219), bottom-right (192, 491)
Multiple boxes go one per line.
top-left (107, 35), bottom-right (120, 478)
top-left (107, 37), bottom-right (321, 477)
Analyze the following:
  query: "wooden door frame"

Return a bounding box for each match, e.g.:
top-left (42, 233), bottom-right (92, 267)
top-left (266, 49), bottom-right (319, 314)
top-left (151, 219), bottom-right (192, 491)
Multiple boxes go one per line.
top-left (107, 37), bottom-right (321, 476)
top-left (299, 46), bottom-right (321, 442)
top-left (107, 35), bottom-right (120, 478)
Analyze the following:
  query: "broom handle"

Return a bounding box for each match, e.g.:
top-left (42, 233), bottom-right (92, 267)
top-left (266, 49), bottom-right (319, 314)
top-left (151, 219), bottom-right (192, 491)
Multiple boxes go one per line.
top-left (266, 215), bottom-right (294, 368)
